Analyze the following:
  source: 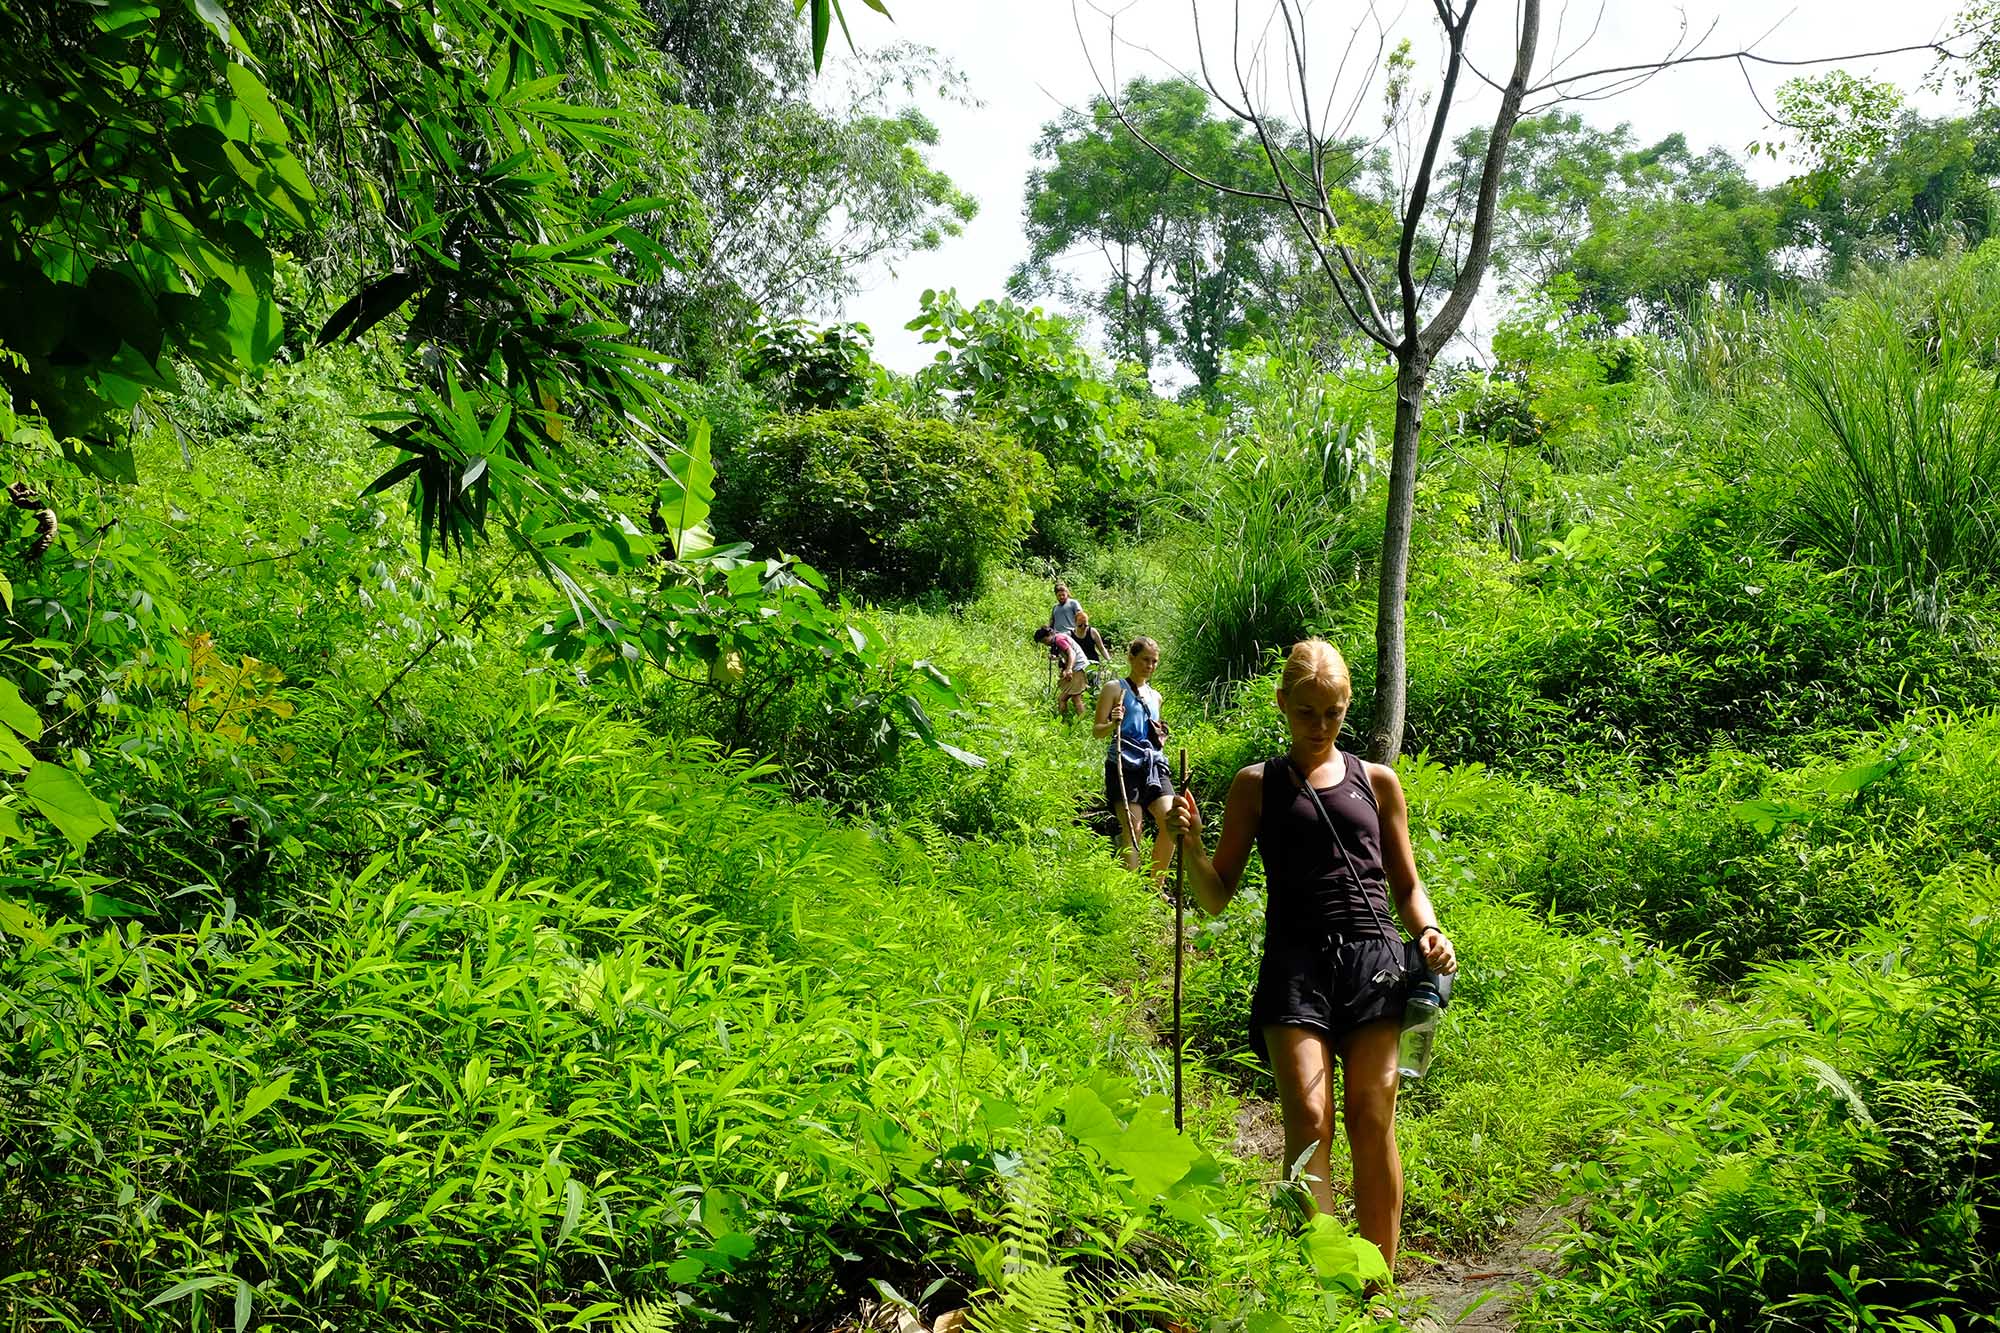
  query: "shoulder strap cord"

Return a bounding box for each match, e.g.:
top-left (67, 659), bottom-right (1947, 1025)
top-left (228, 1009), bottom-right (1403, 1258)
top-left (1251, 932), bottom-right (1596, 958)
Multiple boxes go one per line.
top-left (1286, 756), bottom-right (1405, 947)
top-left (1120, 679), bottom-right (1157, 736)
top-left (1112, 679), bottom-right (1149, 761)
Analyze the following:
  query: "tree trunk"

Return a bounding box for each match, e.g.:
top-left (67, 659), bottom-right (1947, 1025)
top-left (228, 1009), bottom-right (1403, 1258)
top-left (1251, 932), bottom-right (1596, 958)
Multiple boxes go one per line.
top-left (1368, 348), bottom-right (1429, 764)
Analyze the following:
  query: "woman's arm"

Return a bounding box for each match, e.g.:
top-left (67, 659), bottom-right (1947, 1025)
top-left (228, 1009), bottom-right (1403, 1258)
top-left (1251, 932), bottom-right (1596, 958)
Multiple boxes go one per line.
top-left (1092, 678), bottom-right (1123, 740)
top-left (1368, 763), bottom-right (1456, 974)
top-left (1171, 765), bottom-right (1261, 916)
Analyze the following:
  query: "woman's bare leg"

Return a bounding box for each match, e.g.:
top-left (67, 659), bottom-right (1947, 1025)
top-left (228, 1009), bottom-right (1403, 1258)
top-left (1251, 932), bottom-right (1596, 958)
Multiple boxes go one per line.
top-left (1110, 801), bottom-right (1142, 870)
top-left (1146, 793), bottom-right (1176, 879)
top-left (1338, 1018), bottom-right (1404, 1276)
top-left (1264, 1025), bottom-right (1338, 1216)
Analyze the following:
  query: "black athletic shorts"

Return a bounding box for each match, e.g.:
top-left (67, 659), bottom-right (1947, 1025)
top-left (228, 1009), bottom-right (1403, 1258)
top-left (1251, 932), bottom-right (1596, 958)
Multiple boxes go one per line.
top-left (1105, 750), bottom-right (1174, 814)
top-left (1249, 933), bottom-right (1407, 1060)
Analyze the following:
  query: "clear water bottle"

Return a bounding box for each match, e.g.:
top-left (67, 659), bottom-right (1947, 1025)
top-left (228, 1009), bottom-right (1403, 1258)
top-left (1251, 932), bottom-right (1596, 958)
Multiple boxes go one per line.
top-left (1398, 978), bottom-right (1445, 1081)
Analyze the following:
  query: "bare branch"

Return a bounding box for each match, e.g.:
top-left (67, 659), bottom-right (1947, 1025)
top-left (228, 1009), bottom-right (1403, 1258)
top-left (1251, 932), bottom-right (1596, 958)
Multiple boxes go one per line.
top-left (1396, 0), bottom-right (1477, 346)
top-left (1530, 28), bottom-right (1990, 97)
top-left (1420, 0), bottom-right (1540, 356)
top-left (1073, 3), bottom-right (1298, 207)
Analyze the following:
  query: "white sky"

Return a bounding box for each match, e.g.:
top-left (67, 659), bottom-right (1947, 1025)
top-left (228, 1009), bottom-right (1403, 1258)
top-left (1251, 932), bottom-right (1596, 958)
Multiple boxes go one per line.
top-left (827, 0), bottom-right (1974, 375)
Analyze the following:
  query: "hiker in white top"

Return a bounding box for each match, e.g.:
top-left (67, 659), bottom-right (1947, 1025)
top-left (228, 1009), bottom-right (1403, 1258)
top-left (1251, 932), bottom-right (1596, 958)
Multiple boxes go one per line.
top-left (1034, 625), bottom-right (1090, 723)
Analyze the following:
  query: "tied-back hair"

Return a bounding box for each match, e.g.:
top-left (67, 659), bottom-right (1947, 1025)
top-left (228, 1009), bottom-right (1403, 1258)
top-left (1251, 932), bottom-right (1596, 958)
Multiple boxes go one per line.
top-left (1128, 635), bottom-right (1159, 657)
top-left (1280, 639), bottom-right (1351, 705)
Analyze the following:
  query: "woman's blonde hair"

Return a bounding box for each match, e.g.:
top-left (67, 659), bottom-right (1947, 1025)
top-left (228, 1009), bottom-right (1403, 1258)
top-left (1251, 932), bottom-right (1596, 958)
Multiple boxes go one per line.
top-left (1279, 639), bottom-right (1351, 704)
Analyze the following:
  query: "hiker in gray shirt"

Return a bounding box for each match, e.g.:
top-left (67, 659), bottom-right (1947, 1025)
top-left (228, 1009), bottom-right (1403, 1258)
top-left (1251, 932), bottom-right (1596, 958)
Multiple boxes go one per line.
top-left (1049, 581), bottom-right (1083, 636)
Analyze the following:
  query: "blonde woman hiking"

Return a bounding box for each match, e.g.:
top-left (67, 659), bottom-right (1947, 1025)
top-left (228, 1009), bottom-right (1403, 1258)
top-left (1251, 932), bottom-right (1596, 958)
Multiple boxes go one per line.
top-left (1169, 639), bottom-right (1457, 1280)
top-left (1094, 636), bottom-right (1174, 877)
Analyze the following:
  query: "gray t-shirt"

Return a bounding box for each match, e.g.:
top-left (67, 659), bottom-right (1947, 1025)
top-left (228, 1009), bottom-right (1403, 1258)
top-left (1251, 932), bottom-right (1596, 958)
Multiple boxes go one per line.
top-left (1050, 598), bottom-right (1082, 635)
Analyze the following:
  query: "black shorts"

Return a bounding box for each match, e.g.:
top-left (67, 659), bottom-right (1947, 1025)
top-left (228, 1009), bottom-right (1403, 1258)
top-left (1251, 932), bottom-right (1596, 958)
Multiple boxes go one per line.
top-left (1249, 934), bottom-right (1407, 1060)
top-left (1105, 750), bottom-right (1174, 814)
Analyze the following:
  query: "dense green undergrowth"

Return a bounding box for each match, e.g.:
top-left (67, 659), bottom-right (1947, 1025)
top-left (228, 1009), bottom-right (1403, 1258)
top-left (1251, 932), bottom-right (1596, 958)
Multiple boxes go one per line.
top-left (9, 225), bottom-right (2000, 1333)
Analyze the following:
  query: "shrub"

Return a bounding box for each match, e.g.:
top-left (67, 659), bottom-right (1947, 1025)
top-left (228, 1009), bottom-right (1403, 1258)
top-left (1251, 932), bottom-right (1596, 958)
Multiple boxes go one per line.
top-left (1406, 499), bottom-right (2000, 775)
top-left (714, 403), bottom-right (1045, 598)
top-left (739, 319), bottom-right (873, 412)
top-left (1530, 865), bottom-right (2000, 1332)
top-left (1165, 438), bottom-right (1378, 702)
top-left (1767, 257), bottom-right (2000, 623)
top-left (1402, 710), bottom-right (2000, 979)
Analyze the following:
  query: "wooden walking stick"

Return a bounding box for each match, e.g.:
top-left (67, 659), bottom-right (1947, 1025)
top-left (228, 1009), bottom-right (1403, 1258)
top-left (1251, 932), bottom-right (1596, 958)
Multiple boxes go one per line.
top-left (1172, 745), bottom-right (1187, 1131)
top-left (1108, 683), bottom-right (1145, 868)
top-left (1110, 733), bottom-right (1144, 869)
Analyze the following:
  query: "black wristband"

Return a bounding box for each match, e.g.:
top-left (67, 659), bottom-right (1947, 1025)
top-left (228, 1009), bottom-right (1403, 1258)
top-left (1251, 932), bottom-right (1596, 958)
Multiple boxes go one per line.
top-left (1418, 925), bottom-right (1442, 941)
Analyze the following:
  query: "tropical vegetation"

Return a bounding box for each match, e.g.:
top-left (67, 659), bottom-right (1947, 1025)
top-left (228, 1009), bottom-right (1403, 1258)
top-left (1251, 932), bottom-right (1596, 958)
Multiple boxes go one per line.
top-left (3, 1), bottom-right (1998, 1331)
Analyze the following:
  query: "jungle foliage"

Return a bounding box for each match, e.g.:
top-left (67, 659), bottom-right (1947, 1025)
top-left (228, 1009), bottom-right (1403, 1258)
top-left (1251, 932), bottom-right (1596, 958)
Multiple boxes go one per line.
top-left (7, 3), bottom-right (2000, 1331)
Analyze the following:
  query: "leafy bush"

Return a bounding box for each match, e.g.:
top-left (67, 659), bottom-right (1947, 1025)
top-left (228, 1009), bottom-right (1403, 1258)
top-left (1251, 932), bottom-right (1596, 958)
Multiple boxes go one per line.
top-left (715, 403), bottom-right (1044, 598)
top-left (1406, 499), bottom-right (2000, 775)
top-left (740, 319), bottom-right (874, 412)
top-left (906, 290), bottom-right (1163, 560)
top-left (0, 691), bottom-right (1380, 1330)
top-left (1529, 864), bottom-right (2000, 1332)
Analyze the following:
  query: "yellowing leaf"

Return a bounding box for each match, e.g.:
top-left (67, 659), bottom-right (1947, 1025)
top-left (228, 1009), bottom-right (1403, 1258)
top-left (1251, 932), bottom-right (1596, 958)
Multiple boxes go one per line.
top-left (0, 896), bottom-right (51, 947)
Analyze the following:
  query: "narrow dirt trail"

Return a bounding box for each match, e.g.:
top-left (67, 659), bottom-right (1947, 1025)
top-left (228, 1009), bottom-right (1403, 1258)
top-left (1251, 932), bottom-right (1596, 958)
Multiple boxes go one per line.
top-left (1227, 1102), bottom-right (1578, 1332)
top-left (1395, 1195), bottom-right (1581, 1330)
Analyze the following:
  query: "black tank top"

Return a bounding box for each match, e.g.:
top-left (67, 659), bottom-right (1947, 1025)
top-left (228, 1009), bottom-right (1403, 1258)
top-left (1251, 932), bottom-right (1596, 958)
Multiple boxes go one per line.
top-left (1257, 753), bottom-right (1399, 945)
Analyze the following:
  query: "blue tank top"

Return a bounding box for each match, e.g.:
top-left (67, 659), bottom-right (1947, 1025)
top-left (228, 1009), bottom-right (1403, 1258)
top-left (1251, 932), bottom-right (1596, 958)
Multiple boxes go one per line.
top-left (1113, 679), bottom-right (1161, 762)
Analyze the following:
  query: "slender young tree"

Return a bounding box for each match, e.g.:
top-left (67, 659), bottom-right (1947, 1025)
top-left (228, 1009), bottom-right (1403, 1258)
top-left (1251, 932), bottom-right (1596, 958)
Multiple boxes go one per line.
top-left (1084, 1), bottom-right (1538, 761)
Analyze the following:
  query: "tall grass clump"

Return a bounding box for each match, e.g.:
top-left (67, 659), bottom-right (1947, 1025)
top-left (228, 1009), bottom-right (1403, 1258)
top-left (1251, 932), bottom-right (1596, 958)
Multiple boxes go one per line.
top-left (1772, 259), bottom-right (2000, 623)
top-left (1165, 432), bottom-right (1376, 701)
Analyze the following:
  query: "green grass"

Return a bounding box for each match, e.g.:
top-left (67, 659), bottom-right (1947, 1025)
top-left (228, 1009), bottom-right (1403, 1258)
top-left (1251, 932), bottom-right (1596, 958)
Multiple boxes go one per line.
top-left (1771, 261), bottom-right (2000, 623)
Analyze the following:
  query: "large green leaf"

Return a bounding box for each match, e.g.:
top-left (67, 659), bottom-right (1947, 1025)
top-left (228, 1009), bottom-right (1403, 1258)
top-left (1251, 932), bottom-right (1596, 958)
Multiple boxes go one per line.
top-left (238, 1072), bottom-right (293, 1124)
top-left (22, 763), bottom-right (115, 851)
top-left (0, 679), bottom-right (43, 741)
top-left (1060, 1086), bottom-right (1202, 1199)
top-left (656, 420), bottom-right (715, 558)
top-left (224, 62), bottom-right (289, 143)
top-left (1303, 1213), bottom-right (1390, 1291)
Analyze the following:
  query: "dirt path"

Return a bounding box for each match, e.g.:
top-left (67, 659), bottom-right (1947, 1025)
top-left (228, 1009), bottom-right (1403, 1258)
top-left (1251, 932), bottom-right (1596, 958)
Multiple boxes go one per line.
top-left (1228, 1101), bottom-right (1579, 1332)
top-left (1395, 1195), bottom-right (1582, 1330)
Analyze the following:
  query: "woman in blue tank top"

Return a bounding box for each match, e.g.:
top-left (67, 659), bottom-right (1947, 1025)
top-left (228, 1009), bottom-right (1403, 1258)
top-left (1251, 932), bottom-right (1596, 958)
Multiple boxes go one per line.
top-left (1093, 636), bottom-right (1175, 877)
top-left (1169, 639), bottom-right (1457, 1282)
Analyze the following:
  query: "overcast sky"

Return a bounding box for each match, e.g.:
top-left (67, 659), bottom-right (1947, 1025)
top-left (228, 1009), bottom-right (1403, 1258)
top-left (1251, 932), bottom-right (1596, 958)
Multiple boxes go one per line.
top-left (825, 0), bottom-right (1974, 375)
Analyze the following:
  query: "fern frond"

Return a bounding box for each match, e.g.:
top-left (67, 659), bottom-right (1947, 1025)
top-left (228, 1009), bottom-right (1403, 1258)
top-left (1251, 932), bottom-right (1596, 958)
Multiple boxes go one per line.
top-left (966, 1262), bottom-right (1078, 1333)
top-left (1876, 1077), bottom-right (1985, 1193)
top-left (606, 1296), bottom-right (676, 1333)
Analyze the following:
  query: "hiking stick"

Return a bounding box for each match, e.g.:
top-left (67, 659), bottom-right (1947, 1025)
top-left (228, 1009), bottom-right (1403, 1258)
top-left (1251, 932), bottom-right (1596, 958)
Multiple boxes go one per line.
top-left (1172, 745), bottom-right (1187, 1132)
top-left (1110, 732), bottom-right (1143, 870)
